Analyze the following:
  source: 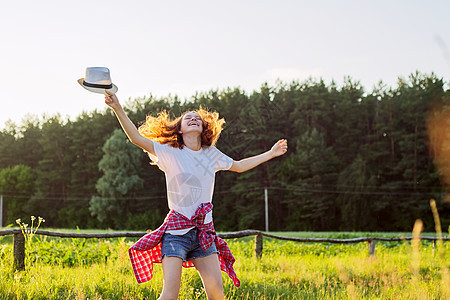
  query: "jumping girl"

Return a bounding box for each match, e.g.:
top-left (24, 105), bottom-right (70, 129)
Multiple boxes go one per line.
top-left (104, 91), bottom-right (288, 300)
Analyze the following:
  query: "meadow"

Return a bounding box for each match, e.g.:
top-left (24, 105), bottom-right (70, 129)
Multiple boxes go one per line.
top-left (0, 230), bottom-right (449, 300)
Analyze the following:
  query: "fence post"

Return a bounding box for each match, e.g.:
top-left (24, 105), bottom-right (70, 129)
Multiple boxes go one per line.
top-left (255, 233), bottom-right (263, 259)
top-left (264, 187), bottom-right (269, 232)
top-left (13, 232), bottom-right (25, 271)
top-left (0, 194), bottom-right (3, 228)
top-left (368, 240), bottom-right (375, 256)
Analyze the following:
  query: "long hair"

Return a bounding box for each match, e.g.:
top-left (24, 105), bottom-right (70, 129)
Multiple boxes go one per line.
top-left (138, 107), bottom-right (225, 149)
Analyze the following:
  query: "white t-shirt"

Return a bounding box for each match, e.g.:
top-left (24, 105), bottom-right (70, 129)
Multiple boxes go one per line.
top-left (149, 142), bottom-right (234, 235)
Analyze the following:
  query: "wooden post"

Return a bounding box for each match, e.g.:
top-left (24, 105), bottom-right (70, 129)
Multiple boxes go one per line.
top-left (0, 194), bottom-right (3, 228)
top-left (13, 232), bottom-right (25, 271)
top-left (368, 240), bottom-right (375, 256)
top-left (255, 233), bottom-right (263, 259)
top-left (264, 187), bottom-right (269, 232)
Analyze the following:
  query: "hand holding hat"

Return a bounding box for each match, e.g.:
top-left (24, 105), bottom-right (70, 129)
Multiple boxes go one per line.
top-left (78, 67), bottom-right (118, 94)
top-left (104, 90), bottom-right (120, 109)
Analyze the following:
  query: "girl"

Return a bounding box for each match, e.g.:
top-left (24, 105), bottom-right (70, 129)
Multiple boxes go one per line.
top-left (104, 91), bottom-right (287, 300)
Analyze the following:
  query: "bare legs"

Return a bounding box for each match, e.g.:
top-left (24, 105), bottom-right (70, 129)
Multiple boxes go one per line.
top-left (192, 254), bottom-right (224, 300)
top-left (158, 256), bottom-right (183, 300)
top-left (157, 254), bottom-right (224, 300)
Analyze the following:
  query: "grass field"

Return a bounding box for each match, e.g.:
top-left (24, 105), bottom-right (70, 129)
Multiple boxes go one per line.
top-left (0, 229), bottom-right (449, 299)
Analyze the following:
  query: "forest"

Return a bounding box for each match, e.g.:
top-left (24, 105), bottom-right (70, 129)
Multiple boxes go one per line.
top-left (0, 71), bottom-right (449, 232)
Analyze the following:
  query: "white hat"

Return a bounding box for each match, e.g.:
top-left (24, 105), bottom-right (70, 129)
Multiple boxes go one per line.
top-left (78, 67), bottom-right (118, 94)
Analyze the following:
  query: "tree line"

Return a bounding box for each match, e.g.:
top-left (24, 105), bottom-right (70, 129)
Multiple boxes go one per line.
top-left (1, 71), bottom-right (449, 232)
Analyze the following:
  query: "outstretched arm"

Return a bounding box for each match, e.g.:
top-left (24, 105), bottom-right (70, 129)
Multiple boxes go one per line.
top-left (229, 139), bottom-right (288, 173)
top-left (104, 91), bottom-right (155, 156)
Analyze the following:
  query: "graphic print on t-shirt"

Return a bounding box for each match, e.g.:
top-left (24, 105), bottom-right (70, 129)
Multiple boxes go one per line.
top-left (192, 148), bottom-right (231, 177)
top-left (167, 172), bottom-right (202, 207)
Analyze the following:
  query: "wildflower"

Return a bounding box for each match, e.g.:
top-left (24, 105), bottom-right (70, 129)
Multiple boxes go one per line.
top-left (31, 216), bottom-right (36, 221)
top-left (14, 273), bottom-right (22, 280)
top-left (38, 217), bottom-right (45, 223)
top-left (15, 218), bottom-right (21, 225)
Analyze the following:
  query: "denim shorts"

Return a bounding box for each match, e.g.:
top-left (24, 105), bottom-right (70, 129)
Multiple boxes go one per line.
top-left (161, 228), bottom-right (218, 262)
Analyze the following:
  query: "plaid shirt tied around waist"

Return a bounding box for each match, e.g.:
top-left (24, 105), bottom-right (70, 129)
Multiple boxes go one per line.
top-left (128, 203), bottom-right (240, 287)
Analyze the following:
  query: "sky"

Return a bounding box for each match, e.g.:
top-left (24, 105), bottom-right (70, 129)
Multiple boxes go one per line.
top-left (0, 0), bottom-right (449, 129)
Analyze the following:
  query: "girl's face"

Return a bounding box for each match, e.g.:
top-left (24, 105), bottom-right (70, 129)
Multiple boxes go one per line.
top-left (180, 112), bottom-right (203, 135)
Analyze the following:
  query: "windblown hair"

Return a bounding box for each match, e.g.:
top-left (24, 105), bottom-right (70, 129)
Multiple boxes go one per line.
top-left (138, 107), bottom-right (225, 149)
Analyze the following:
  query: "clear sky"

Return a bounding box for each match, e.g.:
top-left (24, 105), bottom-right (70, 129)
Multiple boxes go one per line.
top-left (0, 0), bottom-right (449, 129)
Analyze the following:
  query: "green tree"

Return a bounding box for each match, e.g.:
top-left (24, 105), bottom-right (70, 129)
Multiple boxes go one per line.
top-left (15, 116), bottom-right (43, 169)
top-left (60, 110), bottom-right (118, 228)
top-left (331, 77), bottom-right (366, 168)
top-left (336, 155), bottom-right (376, 230)
top-left (0, 165), bottom-right (35, 225)
top-left (0, 123), bottom-right (19, 169)
top-left (229, 84), bottom-right (288, 230)
top-left (27, 115), bottom-right (73, 227)
top-left (374, 73), bottom-right (445, 230)
top-left (90, 129), bottom-right (144, 228)
top-left (280, 129), bottom-right (339, 230)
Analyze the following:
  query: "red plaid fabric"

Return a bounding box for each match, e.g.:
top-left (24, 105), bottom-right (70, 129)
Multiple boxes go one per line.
top-left (128, 203), bottom-right (240, 287)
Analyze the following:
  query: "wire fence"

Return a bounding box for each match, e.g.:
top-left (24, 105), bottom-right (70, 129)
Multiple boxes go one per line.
top-left (1, 229), bottom-right (449, 272)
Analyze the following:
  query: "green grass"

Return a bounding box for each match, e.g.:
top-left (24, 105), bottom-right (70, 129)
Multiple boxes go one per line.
top-left (0, 230), bottom-right (449, 299)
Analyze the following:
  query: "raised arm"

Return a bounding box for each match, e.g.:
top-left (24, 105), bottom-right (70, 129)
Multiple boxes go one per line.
top-left (229, 139), bottom-right (288, 173)
top-left (104, 91), bottom-right (155, 156)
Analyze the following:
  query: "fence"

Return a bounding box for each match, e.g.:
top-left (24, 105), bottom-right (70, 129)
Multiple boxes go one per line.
top-left (0, 229), bottom-right (449, 272)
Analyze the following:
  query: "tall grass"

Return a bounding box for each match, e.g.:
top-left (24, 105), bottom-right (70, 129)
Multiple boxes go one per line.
top-left (0, 231), bottom-right (448, 299)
